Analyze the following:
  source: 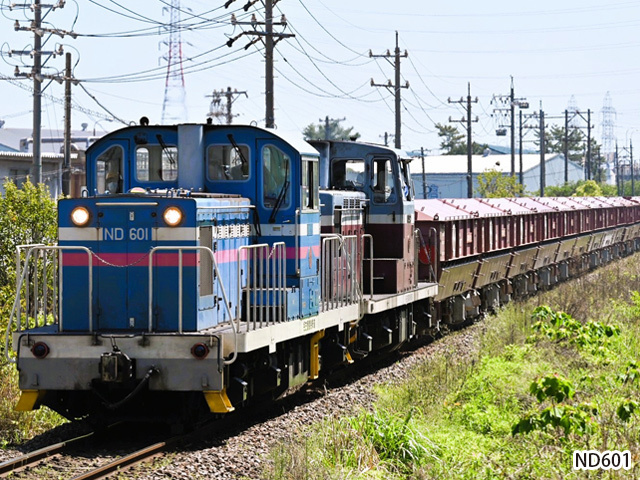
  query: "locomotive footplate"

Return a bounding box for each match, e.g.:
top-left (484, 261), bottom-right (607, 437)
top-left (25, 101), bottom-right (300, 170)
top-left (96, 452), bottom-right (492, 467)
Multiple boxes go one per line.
top-left (14, 332), bottom-right (228, 394)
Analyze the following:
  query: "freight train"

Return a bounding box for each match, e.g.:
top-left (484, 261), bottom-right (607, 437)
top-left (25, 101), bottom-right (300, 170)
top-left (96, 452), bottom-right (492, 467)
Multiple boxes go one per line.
top-left (5, 120), bottom-right (640, 425)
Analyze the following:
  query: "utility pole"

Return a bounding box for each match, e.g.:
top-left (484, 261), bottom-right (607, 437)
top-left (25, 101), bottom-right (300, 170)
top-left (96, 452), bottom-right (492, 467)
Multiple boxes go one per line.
top-left (264, 0), bottom-right (275, 128)
top-left (320, 116), bottom-right (346, 140)
top-left (379, 132), bottom-right (395, 147)
top-left (449, 83), bottom-right (478, 198)
top-left (206, 87), bottom-right (247, 124)
top-left (572, 109), bottom-right (594, 180)
top-left (370, 31), bottom-right (409, 149)
top-left (33, 0), bottom-right (42, 184)
top-left (615, 143), bottom-right (620, 194)
top-left (565, 109), bottom-right (592, 182)
top-left (520, 110), bottom-right (542, 191)
top-left (564, 109), bottom-right (569, 183)
top-left (631, 140), bottom-right (635, 196)
top-left (539, 108), bottom-right (546, 196)
top-left (519, 110), bottom-right (524, 186)
top-left (491, 77), bottom-right (528, 178)
top-left (618, 140), bottom-right (635, 195)
top-left (420, 146), bottom-right (427, 198)
top-left (225, 1), bottom-right (294, 129)
top-left (587, 109), bottom-right (592, 180)
top-left (12, 0), bottom-right (72, 185)
top-left (62, 52), bottom-right (71, 196)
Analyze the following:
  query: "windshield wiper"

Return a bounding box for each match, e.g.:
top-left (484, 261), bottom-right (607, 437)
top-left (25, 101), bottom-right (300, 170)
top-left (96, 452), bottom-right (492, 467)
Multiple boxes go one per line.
top-left (269, 159), bottom-right (290, 223)
top-left (227, 134), bottom-right (248, 171)
top-left (156, 134), bottom-right (176, 166)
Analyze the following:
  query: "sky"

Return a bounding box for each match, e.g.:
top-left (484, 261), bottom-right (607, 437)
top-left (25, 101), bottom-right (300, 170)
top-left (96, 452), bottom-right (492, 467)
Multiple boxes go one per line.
top-left (1, 0), bottom-right (639, 156)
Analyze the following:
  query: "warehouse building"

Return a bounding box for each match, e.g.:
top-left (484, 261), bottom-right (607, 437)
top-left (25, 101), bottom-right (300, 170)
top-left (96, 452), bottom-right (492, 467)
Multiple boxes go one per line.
top-left (410, 152), bottom-right (584, 198)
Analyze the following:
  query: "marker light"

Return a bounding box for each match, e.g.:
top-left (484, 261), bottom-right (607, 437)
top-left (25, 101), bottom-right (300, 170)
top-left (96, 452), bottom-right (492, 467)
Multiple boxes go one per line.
top-left (163, 206), bottom-right (183, 227)
top-left (71, 206), bottom-right (90, 226)
top-left (31, 342), bottom-right (50, 359)
top-left (191, 343), bottom-right (209, 359)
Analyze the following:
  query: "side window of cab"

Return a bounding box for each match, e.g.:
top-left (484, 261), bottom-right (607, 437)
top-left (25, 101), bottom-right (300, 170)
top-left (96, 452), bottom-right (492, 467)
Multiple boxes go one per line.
top-left (207, 145), bottom-right (250, 181)
top-left (372, 157), bottom-right (397, 204)
top-left (96, 145), bottom-right (123, 194)
top-left (262, 144), bottom-right (291, 208)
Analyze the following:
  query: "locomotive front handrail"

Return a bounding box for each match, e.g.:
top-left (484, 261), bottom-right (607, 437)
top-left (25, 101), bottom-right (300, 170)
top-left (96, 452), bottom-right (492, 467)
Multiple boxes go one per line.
top-left (148, 246), bottom-right (238, 365)
top-left (237, 242), bottom-right (287, 332)
top-left (5, 245), bottom-right (93, 363)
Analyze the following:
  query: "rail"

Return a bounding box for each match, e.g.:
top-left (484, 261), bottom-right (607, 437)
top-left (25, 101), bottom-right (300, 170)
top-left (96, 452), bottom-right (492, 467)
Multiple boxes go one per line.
top-left (5, 244), bottom-right (93, 364)
top-left (148, 246), bottom-right (238, 365)
top-left (237, 242), bottom-right (286, 331)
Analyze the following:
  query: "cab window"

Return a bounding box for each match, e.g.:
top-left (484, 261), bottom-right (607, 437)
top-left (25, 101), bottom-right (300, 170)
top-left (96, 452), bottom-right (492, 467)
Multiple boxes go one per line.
top-left (207, 144), bottom-right (250, 181)
top-left (400, 160), bottom-right (413, 200)
top-left (96, 145), bottom-right (123, 194)
top-left (331, 159), bottom-right (365, 190)
top-left (136, 145), bottom-right (178, 182)
top-left (301, 156), bottom-right (319, 210)
top-left (372, 157), bottom-right (396, 203)
top-left (263, 145), bottom-right (291, 208)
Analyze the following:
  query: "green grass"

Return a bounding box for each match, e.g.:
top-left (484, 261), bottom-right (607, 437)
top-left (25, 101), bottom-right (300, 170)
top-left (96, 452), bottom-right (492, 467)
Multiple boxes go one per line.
top-left (0, 363), bottom-right (67, 447)
top-left (264, 256), bottom-right (640, 479)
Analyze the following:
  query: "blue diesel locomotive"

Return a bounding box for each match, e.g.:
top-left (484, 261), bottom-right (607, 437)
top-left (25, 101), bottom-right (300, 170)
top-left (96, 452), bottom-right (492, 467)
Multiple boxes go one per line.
top-left (7, 120), bottom-right (640, 425)
top-left (6, 121), bottom-right (435, 423)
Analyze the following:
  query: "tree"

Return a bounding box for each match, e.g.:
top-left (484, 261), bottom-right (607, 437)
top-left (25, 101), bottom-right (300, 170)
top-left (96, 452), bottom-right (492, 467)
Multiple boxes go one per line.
top-left (436, 123), bottom-right (465, 154)
top-left (574, 179), bottom-right (603, 197)
top-left (435, 123), bottom-right (488, 155)
top-left (476, 169), bottom-right (525, 198)
top-left (303, 118), bottom-right (360, 141)
top-left (545, 180), bottom-right (616, 197)
top-left (0, 179), bottom-right (57, 288)
top-left (537, 125), bottom-right (585, 162)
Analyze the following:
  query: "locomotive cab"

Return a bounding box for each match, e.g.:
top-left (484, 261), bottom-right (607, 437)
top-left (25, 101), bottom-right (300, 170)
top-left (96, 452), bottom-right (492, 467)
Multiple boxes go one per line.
top-left (312, 140), bottom-right (417, 294)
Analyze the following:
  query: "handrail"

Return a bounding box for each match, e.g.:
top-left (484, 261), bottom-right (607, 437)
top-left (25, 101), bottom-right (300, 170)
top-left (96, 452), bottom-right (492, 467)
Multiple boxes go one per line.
top-left (148, 246), bottom-right (238, 366)
top-left (295, 209), bottom-right (300, 276)
top-left (237, 242), bottom-right (286, 332)
top-left (320, 234), bottom-right (362, 310)
top-left (362, 234), bottom-right (374, 300)
top-left (5, 245), bottom-right (93, 364)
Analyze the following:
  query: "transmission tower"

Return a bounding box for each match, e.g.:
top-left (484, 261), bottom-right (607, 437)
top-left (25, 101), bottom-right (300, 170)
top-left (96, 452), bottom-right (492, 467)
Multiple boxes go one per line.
top-left (160, 0), bottom-right (188, 124)
top-left (601, 91), bottom-right (616, 162)
top-left (567, 95), bottom-right (580, 128)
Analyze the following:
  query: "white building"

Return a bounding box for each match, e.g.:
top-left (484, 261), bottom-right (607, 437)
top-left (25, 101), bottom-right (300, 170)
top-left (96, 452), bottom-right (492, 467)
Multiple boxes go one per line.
top-left (410, 152), bottom-right (584, 198)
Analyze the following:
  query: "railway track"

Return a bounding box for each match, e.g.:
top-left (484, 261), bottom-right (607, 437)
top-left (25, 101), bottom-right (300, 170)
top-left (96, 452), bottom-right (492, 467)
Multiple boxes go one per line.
top-left (0, 425), bottom-right (182, 480)
top-left (0, 432), bottom-right (93, 477)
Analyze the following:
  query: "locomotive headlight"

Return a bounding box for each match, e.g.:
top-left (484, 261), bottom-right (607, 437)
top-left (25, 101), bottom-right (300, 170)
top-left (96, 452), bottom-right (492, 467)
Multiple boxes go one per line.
top-left (163, 206), bottom-right (183, 227)
top-left (71, 206), bottom-right (90, 226)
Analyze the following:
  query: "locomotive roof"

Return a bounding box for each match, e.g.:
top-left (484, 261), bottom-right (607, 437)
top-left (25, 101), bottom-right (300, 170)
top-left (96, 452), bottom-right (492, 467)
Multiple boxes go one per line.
top-left (309, 139), bottom-right (412, 160)
top-left (86, 123), bottom-right (320, 159)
